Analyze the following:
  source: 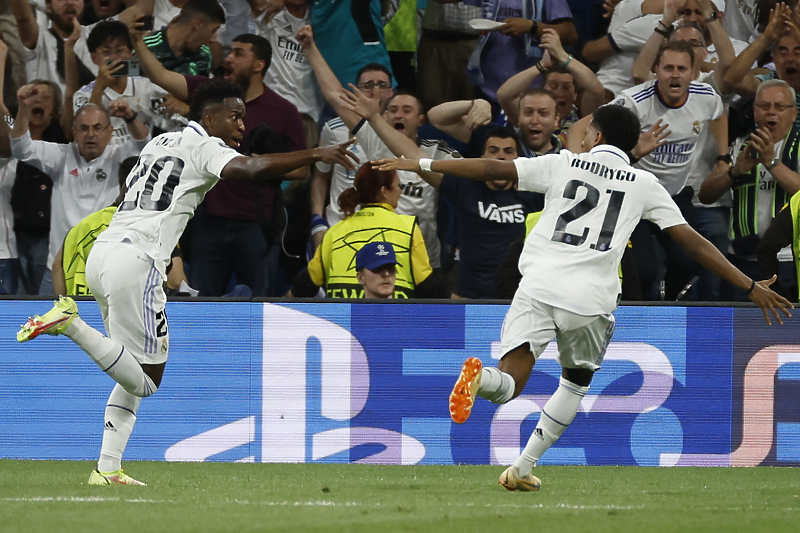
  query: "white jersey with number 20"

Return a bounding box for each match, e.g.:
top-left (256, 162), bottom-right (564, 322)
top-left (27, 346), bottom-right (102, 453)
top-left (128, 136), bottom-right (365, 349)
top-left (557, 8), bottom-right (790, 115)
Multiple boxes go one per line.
top-left (513, 145), bottom-right (686, 316)
top-left (97, 121), bottom-right (241, 272)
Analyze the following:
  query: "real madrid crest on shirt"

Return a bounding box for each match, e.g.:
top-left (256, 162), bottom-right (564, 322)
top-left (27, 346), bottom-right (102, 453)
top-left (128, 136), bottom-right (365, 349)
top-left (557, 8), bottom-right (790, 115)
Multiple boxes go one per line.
top-left (692, 121), bottom-right (701, 135)
top-left (95, 168), bottom-right (108, 182)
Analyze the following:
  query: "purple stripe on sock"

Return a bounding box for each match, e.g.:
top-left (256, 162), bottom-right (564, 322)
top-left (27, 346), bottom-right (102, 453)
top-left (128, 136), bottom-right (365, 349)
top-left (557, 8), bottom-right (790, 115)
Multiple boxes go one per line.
top-left (107, 403), bottom-right (137, 416)
top-left (103, 348), bottom-right (125, 373)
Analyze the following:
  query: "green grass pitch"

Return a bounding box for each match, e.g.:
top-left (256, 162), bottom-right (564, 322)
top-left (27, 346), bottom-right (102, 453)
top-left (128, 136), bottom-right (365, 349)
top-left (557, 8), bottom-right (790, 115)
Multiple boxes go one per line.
top-left (1, 460), bottom-right (798, 532)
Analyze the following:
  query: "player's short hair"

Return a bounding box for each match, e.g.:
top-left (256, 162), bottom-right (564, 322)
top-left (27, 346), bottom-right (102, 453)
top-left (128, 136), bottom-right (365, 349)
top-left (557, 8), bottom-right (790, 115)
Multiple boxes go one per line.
top-left (591, 105), bottom-right (641, 153)
top-left (175, 0), bottom-right (226, 25)
top-left (28, 78), bottom-right (63, 118)
top-left (87, 20), bottom-right (133, 53)
top-left (355, 63), bottom-right (392, 85)
top-left (231, 34), bottom-right (273, 74)
top-left (756, 78), bottom-right (797, 105)
top-left (482, 126), bottom-right (521, 155)
top-left (74, 103), bottom-right (111, 125)
top-left (188, 78), bottom-right (245, 121)
top-left (518, 87), bottom-right (557, 111)
top-left (386, 91), bottom-right (425, 115)
top-left (655, 40), bottom-right (695, 68)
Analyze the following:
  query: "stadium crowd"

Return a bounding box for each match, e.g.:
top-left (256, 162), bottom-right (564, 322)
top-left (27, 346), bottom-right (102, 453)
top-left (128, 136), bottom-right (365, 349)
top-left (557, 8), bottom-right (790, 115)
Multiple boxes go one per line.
top-left (2, 0), bottom-right (800, 302)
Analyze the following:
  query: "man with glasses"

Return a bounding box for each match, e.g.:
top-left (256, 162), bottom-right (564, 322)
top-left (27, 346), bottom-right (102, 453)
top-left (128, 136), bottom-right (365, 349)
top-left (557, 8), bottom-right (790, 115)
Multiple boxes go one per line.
top-left (725, 2), bottom-right (800, 127)
top-left (309, 63), bottom-right (393, 252)
top-left (699, 79), bottom-right (800, 300)
top-left (73, 20), bottom-right (184, 145)
top-left (10, 85), bottom-right (148, 294)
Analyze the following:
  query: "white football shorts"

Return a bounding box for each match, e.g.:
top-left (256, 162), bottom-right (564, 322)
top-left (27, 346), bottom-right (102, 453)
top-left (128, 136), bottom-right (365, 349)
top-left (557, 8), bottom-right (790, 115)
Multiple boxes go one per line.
top-left (85, 240), bottom-right (169, 365)
top-left (498, 289), bottom-right (615, 371)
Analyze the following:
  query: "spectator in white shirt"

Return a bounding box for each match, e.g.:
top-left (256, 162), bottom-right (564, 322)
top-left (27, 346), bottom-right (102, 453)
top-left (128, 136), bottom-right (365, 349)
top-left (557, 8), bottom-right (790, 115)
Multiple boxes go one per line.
top-left (10, 85), bottom-right (149, 294)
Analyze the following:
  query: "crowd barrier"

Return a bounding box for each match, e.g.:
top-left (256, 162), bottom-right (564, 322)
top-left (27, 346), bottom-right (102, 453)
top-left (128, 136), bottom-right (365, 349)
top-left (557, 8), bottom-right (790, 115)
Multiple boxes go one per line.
top-left (1, 299), bottom-right (798, 467)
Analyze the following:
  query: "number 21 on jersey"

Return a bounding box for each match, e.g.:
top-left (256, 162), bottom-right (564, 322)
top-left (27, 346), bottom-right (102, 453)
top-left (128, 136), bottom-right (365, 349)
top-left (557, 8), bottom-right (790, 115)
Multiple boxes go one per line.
top-left (551, 179), bottom-right (625, 252)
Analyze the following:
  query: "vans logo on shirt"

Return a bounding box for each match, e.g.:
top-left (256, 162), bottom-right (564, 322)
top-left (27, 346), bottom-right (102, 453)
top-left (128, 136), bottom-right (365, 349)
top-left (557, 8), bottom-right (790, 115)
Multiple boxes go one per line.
top-left (478, 202), bottom-right (525, 223)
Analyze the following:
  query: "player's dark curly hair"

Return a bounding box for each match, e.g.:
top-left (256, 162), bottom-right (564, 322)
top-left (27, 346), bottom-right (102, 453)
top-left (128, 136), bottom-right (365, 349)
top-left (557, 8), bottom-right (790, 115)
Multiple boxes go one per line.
top-left (188, 78), bottom-right (245, 122)
top-left (591, 105), bottom-right (641, 154)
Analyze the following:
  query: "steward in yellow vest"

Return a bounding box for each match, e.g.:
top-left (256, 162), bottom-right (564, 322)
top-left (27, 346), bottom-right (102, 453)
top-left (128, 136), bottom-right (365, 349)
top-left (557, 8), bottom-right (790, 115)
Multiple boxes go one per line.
top-left (298, 203), bottom-right (433, 298)
top-left (59, 206), bottom-right (117, 295)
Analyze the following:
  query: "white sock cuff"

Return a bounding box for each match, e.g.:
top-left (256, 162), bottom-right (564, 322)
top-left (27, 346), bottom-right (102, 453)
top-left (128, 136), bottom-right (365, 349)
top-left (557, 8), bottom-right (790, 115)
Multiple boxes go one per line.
top-left (558, 376), bottom-right (590, 397)
top-left (478, 367), bottom-right (516, 404)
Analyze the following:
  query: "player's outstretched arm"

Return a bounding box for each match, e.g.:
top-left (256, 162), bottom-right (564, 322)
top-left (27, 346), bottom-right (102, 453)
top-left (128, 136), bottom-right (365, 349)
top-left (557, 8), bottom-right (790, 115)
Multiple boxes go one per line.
top-left (372, 157), bottom-right (517, 182)
top-left (221, 140), bottom-right (359, 181)
top-left (666, 223), bottom-right (793, 324)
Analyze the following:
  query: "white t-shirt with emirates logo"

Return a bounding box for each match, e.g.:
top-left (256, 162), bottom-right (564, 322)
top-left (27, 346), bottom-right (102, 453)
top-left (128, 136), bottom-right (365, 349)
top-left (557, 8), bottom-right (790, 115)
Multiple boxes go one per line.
top-left (513, 145), bottom-right (686, 315)
top-left (10, 132), bottom-right (146, 269)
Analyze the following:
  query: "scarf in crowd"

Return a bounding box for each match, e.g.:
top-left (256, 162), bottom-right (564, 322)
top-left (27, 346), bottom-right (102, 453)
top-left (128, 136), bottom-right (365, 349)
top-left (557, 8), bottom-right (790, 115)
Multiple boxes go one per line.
top-left (49, 28), bottom-right (96, 89)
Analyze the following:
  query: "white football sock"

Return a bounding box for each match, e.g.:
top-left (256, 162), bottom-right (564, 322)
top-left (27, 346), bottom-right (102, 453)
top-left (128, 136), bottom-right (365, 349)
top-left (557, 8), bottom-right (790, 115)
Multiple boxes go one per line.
top-left (97, 384), bottom-right (140, 473)
top-left (514, 377), bottom-right (589, 476)
top-left (65, 316), bottom-right (157, 397)
top-left (477, 367), bottom-right (516, 404)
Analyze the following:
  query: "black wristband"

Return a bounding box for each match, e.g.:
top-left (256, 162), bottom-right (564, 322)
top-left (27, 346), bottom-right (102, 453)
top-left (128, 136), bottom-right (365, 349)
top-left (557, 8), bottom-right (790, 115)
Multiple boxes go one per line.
top-left (124, 111), bottom-right (138, 124)
top-left (529, 20), bottom-right (539, 36)
top-left (705, 11), bottom-right (718, 24)
top-left (716, 154), bottom-right (732, 164)
top-left (654, 26), bottom-right (672, 38)
top-left (745, 280), bottom-right (756, 295)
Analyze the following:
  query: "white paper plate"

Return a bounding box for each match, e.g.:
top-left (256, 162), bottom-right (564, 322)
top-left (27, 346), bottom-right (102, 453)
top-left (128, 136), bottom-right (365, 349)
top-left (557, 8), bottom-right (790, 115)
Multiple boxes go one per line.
top-left (468, 19), bottom-right (505, 31)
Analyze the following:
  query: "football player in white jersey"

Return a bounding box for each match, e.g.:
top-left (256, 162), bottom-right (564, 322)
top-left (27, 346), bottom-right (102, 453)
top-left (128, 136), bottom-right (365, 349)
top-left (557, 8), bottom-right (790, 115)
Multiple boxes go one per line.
top-left (375, 104), bottom-right (792, 491)
top-left (15, 78), bottom-right (358, 487)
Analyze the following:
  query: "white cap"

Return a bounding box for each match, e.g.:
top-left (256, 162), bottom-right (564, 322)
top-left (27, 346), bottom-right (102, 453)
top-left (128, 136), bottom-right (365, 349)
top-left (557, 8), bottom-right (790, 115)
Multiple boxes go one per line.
top-left (711, 0), bottom-right (725, 13)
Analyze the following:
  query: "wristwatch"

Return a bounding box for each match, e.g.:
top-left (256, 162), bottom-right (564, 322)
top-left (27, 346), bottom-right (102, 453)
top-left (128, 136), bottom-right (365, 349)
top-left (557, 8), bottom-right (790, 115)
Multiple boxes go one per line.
top-left (766, 157), bottom-right (781, 171)
top-left (529, 20), bottom-right (539, 36)
top-left (705, 11), bottom-right (718, 24)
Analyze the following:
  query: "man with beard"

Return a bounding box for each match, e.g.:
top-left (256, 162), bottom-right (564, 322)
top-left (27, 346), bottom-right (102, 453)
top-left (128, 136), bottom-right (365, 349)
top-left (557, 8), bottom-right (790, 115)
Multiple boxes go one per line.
top-left (11, 0), bottom-right (98, 102)
top-left (132, 29), bottom-right (307, 296)
top-left (613, 40), bottom-right (727, 300)
top-left (725, 2), bottom-right (800, 125)
top-left (498, 28), bottom-right (605, 148)
top-left (10, 0), bottom-right (152, 104)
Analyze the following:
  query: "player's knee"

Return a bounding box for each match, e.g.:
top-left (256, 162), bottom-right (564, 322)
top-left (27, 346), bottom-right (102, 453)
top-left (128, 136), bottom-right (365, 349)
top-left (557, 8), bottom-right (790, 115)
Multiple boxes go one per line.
top-left (125, 373), bottom-right (159, 398)
top-left (562, 367), bottom-right (594, 387)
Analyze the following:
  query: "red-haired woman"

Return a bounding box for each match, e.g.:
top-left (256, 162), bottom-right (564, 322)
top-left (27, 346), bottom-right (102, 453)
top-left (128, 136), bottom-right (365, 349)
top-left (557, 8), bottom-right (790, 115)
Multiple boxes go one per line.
top-left (289, 165), bottom-right (443, 298)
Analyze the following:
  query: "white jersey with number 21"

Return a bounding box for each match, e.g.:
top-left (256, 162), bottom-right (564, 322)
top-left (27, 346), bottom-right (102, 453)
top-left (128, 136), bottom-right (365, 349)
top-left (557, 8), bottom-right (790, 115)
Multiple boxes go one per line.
top-left (513, 145), bottom-right (686, 316)
top-left (97, 121), bottom-right (241, 273)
